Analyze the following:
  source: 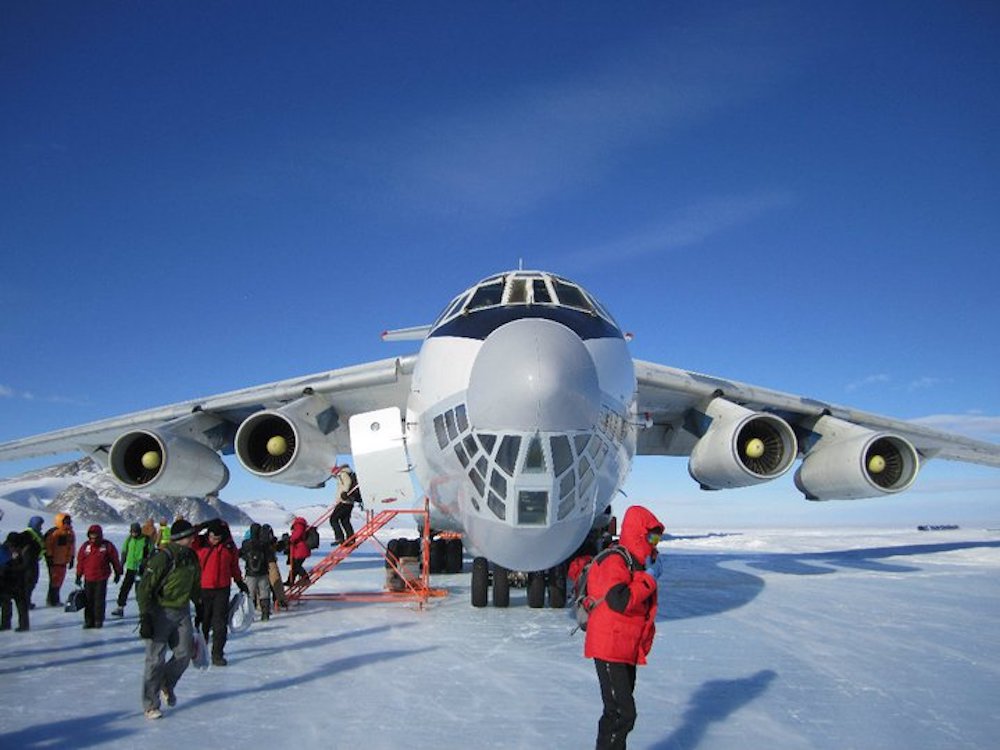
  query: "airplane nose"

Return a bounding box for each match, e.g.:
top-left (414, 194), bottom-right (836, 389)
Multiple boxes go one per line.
top-left (466, 318), bottom-right (601, 431)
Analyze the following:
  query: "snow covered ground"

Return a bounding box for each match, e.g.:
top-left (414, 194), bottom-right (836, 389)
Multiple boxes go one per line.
top-left (1, 503), bottom-right (998, 749)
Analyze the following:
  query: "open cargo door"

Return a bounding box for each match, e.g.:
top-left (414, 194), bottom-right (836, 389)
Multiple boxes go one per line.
top-left (349, 407), bottom-right (415, 507)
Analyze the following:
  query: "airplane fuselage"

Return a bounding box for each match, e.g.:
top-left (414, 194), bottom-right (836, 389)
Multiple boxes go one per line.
top-left (405, 272), bottom-right (637, 570)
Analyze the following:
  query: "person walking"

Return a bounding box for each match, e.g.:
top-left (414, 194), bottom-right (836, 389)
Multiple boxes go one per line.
top-left (583, 505), bottom-right (664, 750)
top-left (329, 465), bottom-right (361, 545)
top-left (286, 517), bottom-right (311, 586)
top-left (75, 524), bottom-right (123, 629)
top-left (239, 523), bottom-right (272, 621)
top-left (0, 532), bottom-right (30, 631)
top-left (137, 519), bottom-right (201, 720)
top-left (191, 519), bottom-right (248, 666)
top-left (22, 516), bottom-right (46, 609)
top-left (113, 522), bottom-right (154, 617)
top-left (43, 513), bottom-right (76, 606)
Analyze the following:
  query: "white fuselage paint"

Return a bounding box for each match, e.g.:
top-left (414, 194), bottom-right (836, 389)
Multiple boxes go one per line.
top-left (405, 317), bottom-right (637, 571)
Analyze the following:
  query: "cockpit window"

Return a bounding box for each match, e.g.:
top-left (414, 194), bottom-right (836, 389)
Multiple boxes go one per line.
top-left (531, 278), bottom-right (552, 304)
top-left (507, 277), bottom-right (528, 304)
top-left (551, 279), bottom-right (592, 312)
top-left (467, 280), bottom-right (505, 311)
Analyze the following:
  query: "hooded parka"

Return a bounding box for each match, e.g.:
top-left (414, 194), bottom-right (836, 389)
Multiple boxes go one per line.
top-left (583, 505), bottom-right (664, 666)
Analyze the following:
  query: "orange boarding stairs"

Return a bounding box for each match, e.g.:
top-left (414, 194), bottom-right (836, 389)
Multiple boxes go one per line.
top-left (283, 499), bottom-right (446, 608)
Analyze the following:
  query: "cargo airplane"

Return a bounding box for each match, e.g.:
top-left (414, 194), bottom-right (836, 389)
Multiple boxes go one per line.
top-left (2, 270), bottom-right (999, 606)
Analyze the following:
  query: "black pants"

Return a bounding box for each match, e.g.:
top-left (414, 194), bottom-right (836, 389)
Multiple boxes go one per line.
top-left (83, 579), bottom-right (108, 627)
top-left (200, 587), bottom-right (230, 661)
top-left (594, 658), bottom-right (638, 750)
top-left (1, 589), bottom-right (29, 630)
top-left (116, 569), bottom-right (139, 607)
top-left (329, 503), bottom-right (354, 542)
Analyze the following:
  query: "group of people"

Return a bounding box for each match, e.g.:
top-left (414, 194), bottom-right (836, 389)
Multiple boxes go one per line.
top-left (1, 512), bottom-right (78, 631)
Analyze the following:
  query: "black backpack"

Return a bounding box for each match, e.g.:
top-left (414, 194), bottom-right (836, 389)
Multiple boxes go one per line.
top-left (244, 541), bottom-right (267, 576)
top-left (571, 545), bottom-right (633, 634)
top-left (305, 526), bottom-right (320, 550)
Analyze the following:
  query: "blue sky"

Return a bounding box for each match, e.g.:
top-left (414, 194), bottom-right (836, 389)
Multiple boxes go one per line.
top-left (1, 2), bottom-right (998, 526)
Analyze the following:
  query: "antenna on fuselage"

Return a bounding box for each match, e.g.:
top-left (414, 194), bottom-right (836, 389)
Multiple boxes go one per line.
top-left (518, 257), bottom-right (523, 270)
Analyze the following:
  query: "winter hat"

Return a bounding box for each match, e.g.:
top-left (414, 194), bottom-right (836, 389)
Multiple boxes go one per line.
top-left (130, 522), bottom-right (142, 535)
top-left (170, 519), bottom-right (195, 540)
top-left (28, 516), bottom-right (44, 533)
top-left (87, 524), bottom-right (103, 538)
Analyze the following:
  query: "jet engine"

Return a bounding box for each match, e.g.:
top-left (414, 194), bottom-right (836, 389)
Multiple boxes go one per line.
top-left (794, 416), bottom-right (919, 500)
top-left (688, 397), bottom-right (797, 489)
top-left (109, 427), bottom-right (229, 496)
top-left (235, 396), bottom-right (338, 487)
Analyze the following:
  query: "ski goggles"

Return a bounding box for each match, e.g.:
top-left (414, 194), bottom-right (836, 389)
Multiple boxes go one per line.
top-left (647, 531), bottom-right (663, 545)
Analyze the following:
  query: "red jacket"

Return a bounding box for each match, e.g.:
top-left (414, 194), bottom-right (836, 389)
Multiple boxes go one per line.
top-left (76, 525), bottom-right (123, 582)
top-left (192, 535), bottom-right (244, 590)
top-left (289, 517), bottom-right (310, 561)
top-left (583, 506), bottom-right (663, 666)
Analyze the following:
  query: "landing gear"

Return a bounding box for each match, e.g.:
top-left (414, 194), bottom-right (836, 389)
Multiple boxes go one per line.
top-left (469, 558), bottom-right (568, 608)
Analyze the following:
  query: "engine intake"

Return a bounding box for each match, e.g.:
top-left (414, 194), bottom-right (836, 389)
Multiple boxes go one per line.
top-left (109, 429), bottom-right (229, 496)
top-left (688, 398), bottom-right (797, 489)
top-left (235, 396), bottom-right (338, 487)
top-left (794, 416), bottom-right (920, 500)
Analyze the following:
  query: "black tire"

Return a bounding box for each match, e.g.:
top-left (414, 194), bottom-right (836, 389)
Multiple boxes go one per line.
top-left (547, 564), bottom-right (567, 608)
top-left (471, 557), bottom-right (489, 608)
top-left (527, 571), bottom-right (546, 608)
top-left (429, 539), bottom-right (446, 574)
top-left (492, 563), bottom-right (510, 608)
top-left (445, 538), bottom-right (464, 574)
top-left (386, 538), bottom-right (400, 569)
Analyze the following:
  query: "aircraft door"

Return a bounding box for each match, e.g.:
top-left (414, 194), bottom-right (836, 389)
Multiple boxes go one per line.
top-left (349, 407), bottom-right (415, 507)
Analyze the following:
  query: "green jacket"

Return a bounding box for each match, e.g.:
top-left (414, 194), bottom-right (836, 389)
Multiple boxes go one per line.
top-left (137, 543), bottom-right (201, 612)
top-left (122, 534), bottom-right (153, 572)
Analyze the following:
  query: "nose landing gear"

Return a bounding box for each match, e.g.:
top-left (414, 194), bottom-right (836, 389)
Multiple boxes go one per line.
top-left (471, 557), bottom-right (568, 608)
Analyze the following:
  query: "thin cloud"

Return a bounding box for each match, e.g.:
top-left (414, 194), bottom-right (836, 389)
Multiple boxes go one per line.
top-left (908, 376), bottom-right (946, 392)
top-left (554, 190), bottom-right (795, 273)
top-left (0, 385), bottom-right (13, 398)
top-left (845, 373), bottom-right (891, 392)
top-left (0, 384), bottom-right (86, 406)
top-left (391, 12), bottom-right (806, 218)
top-left (912, 412), bottom-right (1000, 440)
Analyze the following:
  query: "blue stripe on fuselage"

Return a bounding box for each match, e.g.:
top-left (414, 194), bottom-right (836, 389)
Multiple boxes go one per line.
top-left (429, 306), bottom-right (624, 341)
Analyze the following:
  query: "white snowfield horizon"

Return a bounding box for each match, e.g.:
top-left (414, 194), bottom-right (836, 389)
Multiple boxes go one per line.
top-left (1, 508), bottom-right (997, 749)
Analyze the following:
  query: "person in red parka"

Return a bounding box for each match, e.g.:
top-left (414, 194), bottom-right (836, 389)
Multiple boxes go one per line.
top-left (286, 517), bottom-right (311, 586)
top-left (583, 505), bottom-right (664, 750)
top-left (191, 519), bottom-right (248, 666)
top-left (75, 524), bottom-right (123, 629)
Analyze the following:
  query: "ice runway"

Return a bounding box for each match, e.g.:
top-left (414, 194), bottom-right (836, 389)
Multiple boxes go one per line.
top-left (1, 526), bottom-right (998, 749)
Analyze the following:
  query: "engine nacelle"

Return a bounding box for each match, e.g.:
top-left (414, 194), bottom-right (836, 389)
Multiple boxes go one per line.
top-left (235, 396), bottom-right (338, 487)
top-left (109, 428), bottom-right (229, 497)
top-left (688, 398), bottom-right (797, 489)
top-left (794, 416), bottom-right (919, 500)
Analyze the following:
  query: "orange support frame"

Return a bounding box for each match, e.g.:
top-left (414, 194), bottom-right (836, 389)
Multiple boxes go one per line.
top-left (284, 498), bottom-right (447, 609)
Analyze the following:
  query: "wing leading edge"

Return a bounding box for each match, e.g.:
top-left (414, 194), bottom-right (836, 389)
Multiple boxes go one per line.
top-left (634, 359), bottom-right (1000, 468)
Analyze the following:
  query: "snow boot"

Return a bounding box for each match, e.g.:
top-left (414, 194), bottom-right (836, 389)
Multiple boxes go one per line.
top-left (261, 602), bottom-right (271, 621)
top-left (112, 607), bottom-right (124, 617)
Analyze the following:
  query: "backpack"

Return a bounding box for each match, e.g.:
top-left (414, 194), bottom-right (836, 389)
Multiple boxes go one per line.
top-left (305, 526), bottom-right (320, 550)
top-left (244, 541), bottom-right (267, 576)
top-left (571, 545), bottom-right (633, 634)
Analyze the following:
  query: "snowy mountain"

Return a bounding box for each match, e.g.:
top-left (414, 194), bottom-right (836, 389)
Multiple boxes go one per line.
top-left (0, 458), bottom-right (267, 527)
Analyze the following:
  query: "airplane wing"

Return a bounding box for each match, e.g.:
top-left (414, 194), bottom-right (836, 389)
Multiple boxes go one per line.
top-left (0, 355), bottom-right (416, 480)
top-left (634, 359), bottom-right (1000, 468)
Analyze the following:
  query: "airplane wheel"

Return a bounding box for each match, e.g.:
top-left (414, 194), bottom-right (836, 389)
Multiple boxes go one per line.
top-left (547, 565), bottom-right (567, 608)
top-left (385, 538), bottom-right (401, 569)
top-left (445, 538), bottom-right (464, 573)
top-left (471, 557), bottom-right (489, 607)
top-left (527, 571), bottom-right (545, 608)
top-left (429, 539), bottom-right (446, 574)
top-left (492, 563), bottom-right (510, 608)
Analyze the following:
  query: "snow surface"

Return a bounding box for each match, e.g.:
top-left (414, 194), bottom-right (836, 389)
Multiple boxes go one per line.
top-left (1, 499), bottom-right (998, 749)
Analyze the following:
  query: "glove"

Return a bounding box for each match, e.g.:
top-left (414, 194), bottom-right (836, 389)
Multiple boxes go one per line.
top-left (139, 612), bottom-right (154, 639)
top-left (644, 554), bottom-right (663, 580)
top-left (237, 580), bottom-right (249, 595)
top-left (75, 576), bottom-right (82, 587)
top-left (114, 573), bottom-right (121, 584)
top-left (68, 558), bottom-right (74, 569)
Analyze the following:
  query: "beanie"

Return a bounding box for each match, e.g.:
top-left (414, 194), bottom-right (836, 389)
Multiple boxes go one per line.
top-left (170, 519), bottom-right (195, 540)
